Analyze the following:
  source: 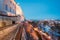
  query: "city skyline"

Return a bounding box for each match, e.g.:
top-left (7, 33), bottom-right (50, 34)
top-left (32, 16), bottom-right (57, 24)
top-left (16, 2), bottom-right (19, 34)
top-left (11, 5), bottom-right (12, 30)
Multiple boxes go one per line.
top-left (15, 0), bottom-right (60, 20)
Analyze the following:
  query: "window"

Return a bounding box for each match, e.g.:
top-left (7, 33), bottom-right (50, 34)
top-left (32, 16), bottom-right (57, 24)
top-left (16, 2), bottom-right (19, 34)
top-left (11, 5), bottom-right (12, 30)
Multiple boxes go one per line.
top-left (13, 10), bottom-right (16, 14)
top-left (13, 9), bottom-right (14, 13)
top-left (5, 5), bottom-right (8, 11)
top-left (10, 7), bottom-right (11, 12)
top-left (12, 9), bottom-right (14, 13)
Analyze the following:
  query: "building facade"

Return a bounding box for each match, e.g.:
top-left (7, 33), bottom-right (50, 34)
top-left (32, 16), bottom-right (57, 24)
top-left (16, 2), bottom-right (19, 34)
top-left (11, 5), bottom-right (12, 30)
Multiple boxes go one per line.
top-left (0, 0), bottom-right (24, 27)
top-left (0, 0), bottom-right (16, 16)
top-left (16, 4), bottom-right (24, 22)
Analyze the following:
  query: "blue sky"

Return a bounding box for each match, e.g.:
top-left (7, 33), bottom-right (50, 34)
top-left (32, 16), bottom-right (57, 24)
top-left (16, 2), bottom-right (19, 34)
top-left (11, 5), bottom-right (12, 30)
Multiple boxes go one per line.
top-left (15, 0), bottom-right (60, 20)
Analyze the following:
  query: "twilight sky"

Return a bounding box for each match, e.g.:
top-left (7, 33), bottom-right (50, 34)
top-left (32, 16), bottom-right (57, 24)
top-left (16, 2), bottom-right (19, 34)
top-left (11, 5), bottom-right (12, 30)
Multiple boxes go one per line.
top-left (15, 0), bottom-right (60, 20)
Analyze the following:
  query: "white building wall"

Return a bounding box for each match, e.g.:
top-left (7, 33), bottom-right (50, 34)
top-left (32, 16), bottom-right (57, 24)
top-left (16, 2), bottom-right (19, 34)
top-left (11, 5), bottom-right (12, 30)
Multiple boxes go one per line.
top-left (16, 5), bottom-right (24, 22)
